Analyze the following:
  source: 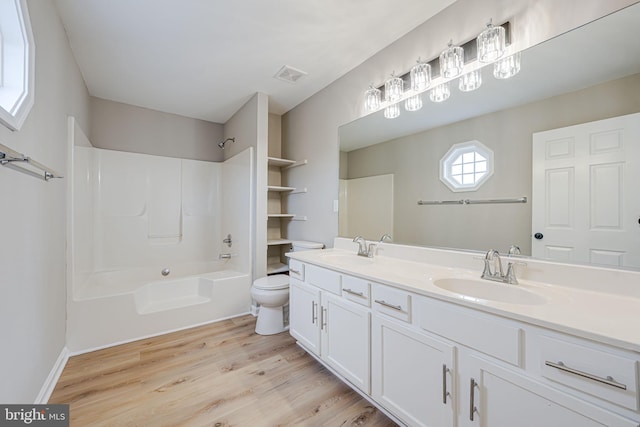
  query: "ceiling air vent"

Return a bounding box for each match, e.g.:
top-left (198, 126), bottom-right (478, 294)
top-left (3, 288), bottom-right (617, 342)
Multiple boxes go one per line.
top-left (274, 65), bottom-right (307, 83)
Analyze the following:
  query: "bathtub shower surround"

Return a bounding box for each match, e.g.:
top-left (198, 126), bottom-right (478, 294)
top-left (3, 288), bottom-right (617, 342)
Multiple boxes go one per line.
top-left (66, 119), bottom-right (253, 352)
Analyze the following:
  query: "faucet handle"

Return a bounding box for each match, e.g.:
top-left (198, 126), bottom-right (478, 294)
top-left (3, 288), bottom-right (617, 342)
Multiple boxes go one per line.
top-left (505, 261), bottom-right (527, 284)
top-left (379, 234), bottom-right (392, 243)
top-left (367, 243), bottom-right (377, 258)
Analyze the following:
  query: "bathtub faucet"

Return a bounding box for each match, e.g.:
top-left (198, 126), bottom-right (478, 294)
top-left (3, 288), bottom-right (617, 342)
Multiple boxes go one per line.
top-left (161, 268), bottom-right (170, 276)
top-left (219, 253), bottom-right (232, 260)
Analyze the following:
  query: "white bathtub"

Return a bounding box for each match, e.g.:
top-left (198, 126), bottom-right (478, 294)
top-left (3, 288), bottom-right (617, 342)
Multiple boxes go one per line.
top-left (67, 264), bottom-right (252, 353)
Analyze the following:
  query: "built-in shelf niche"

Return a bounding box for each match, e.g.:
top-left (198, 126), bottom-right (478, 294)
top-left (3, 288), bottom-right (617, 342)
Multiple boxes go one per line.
top-left (266, 154), bottom-right (307, 274)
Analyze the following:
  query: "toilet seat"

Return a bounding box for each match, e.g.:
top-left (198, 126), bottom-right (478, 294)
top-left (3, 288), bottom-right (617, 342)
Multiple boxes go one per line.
top-left (253, 274), bottom-right (289, 290)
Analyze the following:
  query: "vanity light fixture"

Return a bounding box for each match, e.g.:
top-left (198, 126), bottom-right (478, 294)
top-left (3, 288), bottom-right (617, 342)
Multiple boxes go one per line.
top-left (410, 58), bottom-right (431, 91)
top-left (477, 19), bottom-right (506, 63)
top-left (429, 82), bottom-right (451, 103)
top-left (494, 52), bottom-right (521, 79)
top-left (364, 85), bottom-right (382, 113)
top-left (439, 40), bottom-right (464, 79)
top-left (459, 69), bottom-right (482, 92)
top-left (360, 21), bottom-right (520, 115)
top-left (384, 103), bottom-right (400, 119)
top-left (384, 72), bottom-right (404, 102)
top-left (404, 94), bottom-right (423, 111)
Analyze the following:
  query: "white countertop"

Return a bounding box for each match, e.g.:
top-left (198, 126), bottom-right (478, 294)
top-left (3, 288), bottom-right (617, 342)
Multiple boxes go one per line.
top-left (287, 247), bottom-right (640, 353)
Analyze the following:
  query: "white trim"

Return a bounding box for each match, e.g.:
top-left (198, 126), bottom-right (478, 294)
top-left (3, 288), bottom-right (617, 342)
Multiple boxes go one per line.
top-left (0, 0), bottom-right (35, 131)
top-left (34, 347), bottom-right (70, 404)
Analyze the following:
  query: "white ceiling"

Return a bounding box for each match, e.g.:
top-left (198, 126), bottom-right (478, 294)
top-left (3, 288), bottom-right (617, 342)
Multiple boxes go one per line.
top-left (54, 0), bottom-right (458, 124)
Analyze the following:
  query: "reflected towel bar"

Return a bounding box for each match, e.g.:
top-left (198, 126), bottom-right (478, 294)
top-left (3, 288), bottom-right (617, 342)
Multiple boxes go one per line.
top-left (0, 142), bottom-right (63, 181)
top-left (418, 197), bottom-right (527, 206)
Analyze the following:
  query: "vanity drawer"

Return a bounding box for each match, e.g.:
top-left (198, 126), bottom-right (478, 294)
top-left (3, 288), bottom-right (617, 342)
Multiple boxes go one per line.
top-left (372, 284), bottom-right (411, 322)
top-left (417, 297), bottom-right (522, 366)
top-left (305, 264), bottom-right (341, 295)
top-left (341, 275), bottom-right (371, 307)
top-left (540, 335), bottom-right (638, 411)
top-left (289, 259), bottom-right (304, 281)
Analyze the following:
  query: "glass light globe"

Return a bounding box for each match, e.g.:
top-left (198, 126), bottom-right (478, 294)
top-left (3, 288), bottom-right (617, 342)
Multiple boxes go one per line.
top-left (477, 21), bottom-right (506, 63)
top-left (439, 41), bottom-right (464, 79)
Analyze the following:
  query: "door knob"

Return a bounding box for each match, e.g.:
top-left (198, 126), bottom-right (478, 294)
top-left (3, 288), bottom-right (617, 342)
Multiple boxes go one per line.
top-left (534, 232), bottom-right (544, 240)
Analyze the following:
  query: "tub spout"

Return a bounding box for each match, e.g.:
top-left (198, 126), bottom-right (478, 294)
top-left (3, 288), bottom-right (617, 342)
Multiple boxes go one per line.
top-left (219, 253), bottom-right (232, 260)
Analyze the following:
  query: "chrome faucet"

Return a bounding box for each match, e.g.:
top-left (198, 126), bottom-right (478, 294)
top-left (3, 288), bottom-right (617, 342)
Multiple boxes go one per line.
top-left (481, 249), bottom-right (519, 284)
top-left (379, 234), bottom-right (392, 243)
top-left (353, 236), bottom-right (369, 257)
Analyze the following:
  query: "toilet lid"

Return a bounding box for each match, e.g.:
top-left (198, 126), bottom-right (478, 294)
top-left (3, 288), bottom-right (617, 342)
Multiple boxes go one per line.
top-left (253, 274), bottom-right (289, 290)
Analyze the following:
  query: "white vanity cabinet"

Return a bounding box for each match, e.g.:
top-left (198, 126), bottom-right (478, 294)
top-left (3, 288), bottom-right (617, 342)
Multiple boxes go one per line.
top-left (289, 264), bottom-right (371, 394)
top-left (415, 296), bottom-right (639, 427)
top-left (288, 258), bottom-right (640, 427)
top-left (463, 353), bottom-right (638, 427)
top-left (372, 313), bottom-right (456, 426)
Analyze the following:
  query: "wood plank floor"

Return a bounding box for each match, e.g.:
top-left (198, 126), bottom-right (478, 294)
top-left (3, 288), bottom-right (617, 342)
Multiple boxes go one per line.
top-left (50, 315), bottom-right (398, 426)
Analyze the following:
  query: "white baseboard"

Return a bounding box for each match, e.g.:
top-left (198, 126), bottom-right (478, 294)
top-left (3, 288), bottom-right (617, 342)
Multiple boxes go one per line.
top-left (35, 347), bottom-right (70, 404)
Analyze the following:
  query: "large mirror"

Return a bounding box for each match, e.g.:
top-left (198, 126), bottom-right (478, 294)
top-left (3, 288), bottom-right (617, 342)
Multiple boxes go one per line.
top-left (339, 3), bottom-right (640, 270)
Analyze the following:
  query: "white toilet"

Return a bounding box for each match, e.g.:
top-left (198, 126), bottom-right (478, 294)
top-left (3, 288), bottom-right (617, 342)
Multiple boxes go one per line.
top-left (251, 240), bottom-right (324, 335)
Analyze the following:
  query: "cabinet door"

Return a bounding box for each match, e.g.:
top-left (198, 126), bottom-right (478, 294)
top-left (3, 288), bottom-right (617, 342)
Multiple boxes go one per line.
top-left (372, 315), bottom-right (456, 427)
top-left (465, 355), bottom-right (637, 427)
top-left (322, 292), bottom-right (371, 394)
top-left (289, 278), bottom-right (321, 355)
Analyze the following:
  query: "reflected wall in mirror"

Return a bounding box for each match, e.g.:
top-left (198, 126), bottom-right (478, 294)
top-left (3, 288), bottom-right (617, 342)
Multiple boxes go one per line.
top-left (338, 3), bottom-right (640, 270)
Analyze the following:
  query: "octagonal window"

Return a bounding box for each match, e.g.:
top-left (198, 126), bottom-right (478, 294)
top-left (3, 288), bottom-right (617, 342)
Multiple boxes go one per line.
top-left (440, 140), bottom-right (494, 192)
top-left (0, 0), bottom-right (35, 131)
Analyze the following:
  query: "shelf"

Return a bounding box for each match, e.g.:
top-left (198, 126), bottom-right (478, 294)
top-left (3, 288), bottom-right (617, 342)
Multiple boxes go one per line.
top-left (267, 157), bottom-right (296, 167)
top-left (268, 185), bottom-right (296, 192)
top-left (267, 262), bottom-right (289, 275)
top-left (267, 213), bottom-right (295, 219)
top-left (267, 239), bottom-right (293, 246)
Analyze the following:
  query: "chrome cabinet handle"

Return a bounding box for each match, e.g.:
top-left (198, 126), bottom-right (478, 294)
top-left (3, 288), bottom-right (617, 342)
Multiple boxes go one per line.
top-left (321, 307), bottom-right (327, 330)
top-left (545, 361), bottom-right (627, 390)
top-left (374, 299), bottom-right (403, 311)
top-left (442, 364), bottom-right (450, 404)
top-left (290, 268), bottom-right (301, 275)
top-left (311, 301), bottom-right (317, 324)
top-left (343, 288), bottom-right (364, 297)
top-left (469, 378), bottom-right (477, 421)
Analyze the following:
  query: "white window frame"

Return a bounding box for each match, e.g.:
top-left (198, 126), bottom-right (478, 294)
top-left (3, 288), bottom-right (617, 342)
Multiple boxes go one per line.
top-left (0, 0), bottom-right (35, 131)
top-left (440, 140), bottom-right (494, 192)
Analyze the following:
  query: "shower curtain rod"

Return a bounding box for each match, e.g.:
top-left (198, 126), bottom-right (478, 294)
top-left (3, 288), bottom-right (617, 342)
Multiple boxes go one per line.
top-left (417, 196), bottom-right (527, 206)
top-left (0, 142), bottom-right (63, 181)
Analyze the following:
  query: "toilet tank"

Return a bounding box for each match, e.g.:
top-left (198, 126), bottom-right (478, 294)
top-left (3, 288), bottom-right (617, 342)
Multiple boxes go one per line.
top-left (291, 240), bottom-right (324, 252)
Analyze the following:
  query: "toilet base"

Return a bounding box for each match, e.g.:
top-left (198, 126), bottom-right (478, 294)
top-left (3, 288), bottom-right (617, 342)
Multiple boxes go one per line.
top-left (255, 305), bottom-right (289, 335)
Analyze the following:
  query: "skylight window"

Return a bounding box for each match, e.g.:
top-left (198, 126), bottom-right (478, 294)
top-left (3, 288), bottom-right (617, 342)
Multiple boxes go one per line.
top-left (0, 0), bottom-right (35, 131)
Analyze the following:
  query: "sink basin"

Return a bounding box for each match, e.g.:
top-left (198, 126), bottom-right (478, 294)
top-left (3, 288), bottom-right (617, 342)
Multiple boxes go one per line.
top-left (319, 252), bottom-right (374, 266)
top-left (433, 278), bottom-right (546, 305)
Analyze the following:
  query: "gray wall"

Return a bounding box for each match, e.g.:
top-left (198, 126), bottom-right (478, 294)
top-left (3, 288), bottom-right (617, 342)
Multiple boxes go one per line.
top-left (90, 97), bottom-right (224, 162)
top-left (223, 93), bottom-right (269, 279)
top-left (282, 0), bottom-right (637, 249)
top-left (0, 0), bottom-right (90, 402)
top-left (344, 74), bottom-right (640, 253)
